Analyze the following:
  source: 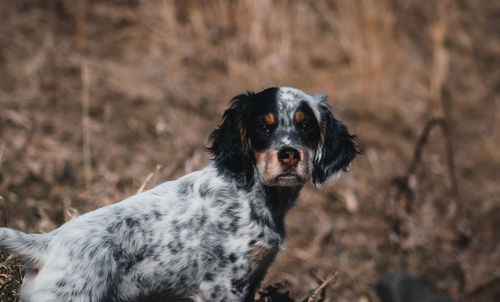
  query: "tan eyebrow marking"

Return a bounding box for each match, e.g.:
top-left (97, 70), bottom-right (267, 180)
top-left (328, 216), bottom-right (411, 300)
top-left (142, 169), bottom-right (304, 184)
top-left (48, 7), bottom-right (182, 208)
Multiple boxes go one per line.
top-left (265, 113), bottom-right (275, 125)
top-left (295, 111), bottom-right (305, 123)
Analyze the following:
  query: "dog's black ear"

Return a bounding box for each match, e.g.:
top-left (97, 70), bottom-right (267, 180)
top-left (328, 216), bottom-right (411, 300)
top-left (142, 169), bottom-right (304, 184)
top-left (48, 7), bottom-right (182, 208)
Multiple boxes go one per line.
top-left (208, 93), bottom-right (254, 181)
top-left (312, 97), bottom-right (359, 186)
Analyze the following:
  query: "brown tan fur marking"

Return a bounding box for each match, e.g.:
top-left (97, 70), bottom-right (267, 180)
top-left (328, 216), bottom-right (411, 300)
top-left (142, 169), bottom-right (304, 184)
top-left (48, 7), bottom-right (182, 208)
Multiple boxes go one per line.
top-left (318, 120), bottom-right (326, 147)
top-left (251, 246), bottom-right (279, 270)
top-left (265, 113), bottom-right (275, 125)
top-left (295, 111), bottom-right (305, 123)
top-left (241, 126), bottom-right (251, 150)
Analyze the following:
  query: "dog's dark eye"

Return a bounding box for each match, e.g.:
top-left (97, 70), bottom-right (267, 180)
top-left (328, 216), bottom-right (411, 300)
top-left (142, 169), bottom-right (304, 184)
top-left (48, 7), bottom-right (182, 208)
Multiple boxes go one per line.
top-left (257, 123), bottom-right (271, 136)
top-left (300, 121), bottom-right (312, 133)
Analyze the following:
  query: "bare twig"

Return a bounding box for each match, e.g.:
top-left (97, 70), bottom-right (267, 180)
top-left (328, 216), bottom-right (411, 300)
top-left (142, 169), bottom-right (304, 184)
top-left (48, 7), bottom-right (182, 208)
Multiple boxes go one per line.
top-left (81, 61), bottom-right (92, 187)
top-left (0, 195), bottom-right (6, 226)
top-left (429, 3), bottom-right (450, 119)
top-left (390, 118), bottom-right (459, 235)
top-left (137, 165), bottom-right (162, 194)
top-left (0, 143), bottom-right (5, 168)
top-left (391, 119), bottom-right (444, 216)
top-left (75, 0), bottom-right (87, 50)
top-left (300, 272), bottom-right (338, 302)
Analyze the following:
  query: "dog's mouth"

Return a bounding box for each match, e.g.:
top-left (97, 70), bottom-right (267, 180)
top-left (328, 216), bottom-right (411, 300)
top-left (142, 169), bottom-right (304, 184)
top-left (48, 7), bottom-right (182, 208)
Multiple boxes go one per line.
top-left (273, 173), bottom-right (306, 186)
top-left (255, 148), bottom-right (312, 186)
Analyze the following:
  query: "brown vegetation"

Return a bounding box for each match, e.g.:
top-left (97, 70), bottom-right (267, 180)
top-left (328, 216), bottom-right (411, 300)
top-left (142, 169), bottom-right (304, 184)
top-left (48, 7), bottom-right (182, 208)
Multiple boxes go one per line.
top-left (0, 0), bottom-right (499, 301)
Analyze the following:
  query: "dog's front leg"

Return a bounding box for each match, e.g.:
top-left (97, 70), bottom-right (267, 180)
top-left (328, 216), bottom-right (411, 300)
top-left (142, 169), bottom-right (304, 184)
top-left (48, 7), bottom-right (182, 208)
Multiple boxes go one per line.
top-left (194, 278), bottom-right (251, 302)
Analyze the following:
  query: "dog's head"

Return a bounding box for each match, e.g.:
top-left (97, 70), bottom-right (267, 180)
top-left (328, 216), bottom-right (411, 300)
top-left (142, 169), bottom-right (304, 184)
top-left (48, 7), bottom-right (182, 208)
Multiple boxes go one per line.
top-left (208, 87), bottom-right (358, 187)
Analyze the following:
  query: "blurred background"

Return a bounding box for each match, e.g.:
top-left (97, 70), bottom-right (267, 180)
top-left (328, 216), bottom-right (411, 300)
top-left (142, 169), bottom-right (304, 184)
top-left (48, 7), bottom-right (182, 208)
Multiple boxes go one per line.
top-left (0, 0), bottom-right (498, 301)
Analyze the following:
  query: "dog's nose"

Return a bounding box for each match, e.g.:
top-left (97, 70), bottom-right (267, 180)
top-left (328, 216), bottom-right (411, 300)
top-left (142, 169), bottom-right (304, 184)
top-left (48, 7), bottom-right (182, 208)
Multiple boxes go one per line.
top-left (278, 147), bottom-right (300, 167)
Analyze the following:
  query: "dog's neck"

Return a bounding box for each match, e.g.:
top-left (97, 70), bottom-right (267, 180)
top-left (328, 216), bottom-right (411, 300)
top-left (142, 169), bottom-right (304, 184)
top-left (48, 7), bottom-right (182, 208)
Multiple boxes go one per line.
top-left (213, 162), bottom-right (303, 239)
top-left (263, 185), bottom-right (302, 238)
top-left (247, 181), bottom-right (302, 240)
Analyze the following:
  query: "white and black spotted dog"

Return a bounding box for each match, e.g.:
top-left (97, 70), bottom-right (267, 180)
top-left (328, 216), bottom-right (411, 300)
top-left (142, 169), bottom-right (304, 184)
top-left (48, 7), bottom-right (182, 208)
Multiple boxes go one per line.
top-left (0, 87), bottom-right (358, 302)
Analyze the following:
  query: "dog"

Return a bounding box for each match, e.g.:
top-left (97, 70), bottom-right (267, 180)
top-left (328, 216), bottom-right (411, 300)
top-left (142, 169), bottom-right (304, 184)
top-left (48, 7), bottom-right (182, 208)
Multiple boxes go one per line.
top-left (0, 87), bottom-right (358, 302)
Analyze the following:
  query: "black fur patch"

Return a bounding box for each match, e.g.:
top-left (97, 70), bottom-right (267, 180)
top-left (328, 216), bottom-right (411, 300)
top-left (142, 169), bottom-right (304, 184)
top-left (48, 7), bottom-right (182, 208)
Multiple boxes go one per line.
top-left (312, 102), bottom-right (360, 185)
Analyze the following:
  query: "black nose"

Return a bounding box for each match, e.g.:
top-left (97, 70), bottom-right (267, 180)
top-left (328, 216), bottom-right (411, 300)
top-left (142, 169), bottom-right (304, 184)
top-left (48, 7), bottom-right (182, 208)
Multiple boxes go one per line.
top-left (278, 147), bottom-right (300, 166)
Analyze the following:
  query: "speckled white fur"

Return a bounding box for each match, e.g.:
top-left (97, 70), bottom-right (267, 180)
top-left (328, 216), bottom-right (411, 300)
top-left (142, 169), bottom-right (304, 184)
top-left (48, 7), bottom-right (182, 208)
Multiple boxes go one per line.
top-left (2, 165), bottom-right (284, 301)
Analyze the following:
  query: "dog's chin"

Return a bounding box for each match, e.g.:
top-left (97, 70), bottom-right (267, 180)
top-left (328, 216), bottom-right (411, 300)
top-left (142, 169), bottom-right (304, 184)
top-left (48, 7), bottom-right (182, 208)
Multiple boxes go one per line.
top-left (262, 173), bottom-right (307, 187)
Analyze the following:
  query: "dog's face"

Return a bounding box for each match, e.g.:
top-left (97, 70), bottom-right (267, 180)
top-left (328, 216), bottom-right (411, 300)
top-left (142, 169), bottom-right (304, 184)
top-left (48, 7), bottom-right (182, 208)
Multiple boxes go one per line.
top-left (244, 88), bottom-right (321, 186)
top-left (209, 87), bottom-right (358, 187)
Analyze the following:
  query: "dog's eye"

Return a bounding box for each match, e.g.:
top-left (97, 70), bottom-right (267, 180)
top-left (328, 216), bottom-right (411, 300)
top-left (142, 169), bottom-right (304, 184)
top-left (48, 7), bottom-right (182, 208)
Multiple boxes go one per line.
top-left (257, 123), bottom-right (271, 136)
top-left (300, 121), bottom-right (312, 133)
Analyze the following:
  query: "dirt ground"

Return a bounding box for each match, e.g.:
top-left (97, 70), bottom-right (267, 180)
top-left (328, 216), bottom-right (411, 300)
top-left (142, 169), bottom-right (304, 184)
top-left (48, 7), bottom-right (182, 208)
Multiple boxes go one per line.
top-left (0, 1), bottom-right (499, 301)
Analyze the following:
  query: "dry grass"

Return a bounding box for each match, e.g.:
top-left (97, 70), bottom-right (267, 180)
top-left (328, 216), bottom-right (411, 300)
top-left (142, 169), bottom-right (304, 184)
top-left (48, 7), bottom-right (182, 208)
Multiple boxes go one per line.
top-left (0, 0), bottom-right (499, 301)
